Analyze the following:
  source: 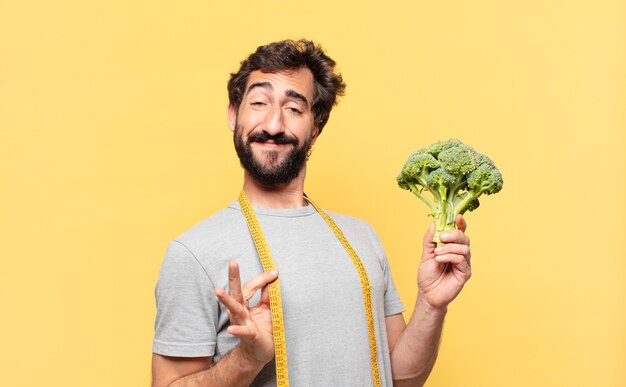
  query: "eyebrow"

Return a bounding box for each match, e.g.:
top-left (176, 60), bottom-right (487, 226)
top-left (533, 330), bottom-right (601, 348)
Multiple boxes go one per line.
top-left (285, 90), bottom-right (309, 107)
top-left (247, 81), bottom-right (273, 93)
top-left (247, 81), bottom-right (309, 107)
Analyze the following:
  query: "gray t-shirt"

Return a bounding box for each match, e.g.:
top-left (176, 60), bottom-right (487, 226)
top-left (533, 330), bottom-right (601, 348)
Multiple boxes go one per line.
top-left (153, 201), bottom-right (405, 386)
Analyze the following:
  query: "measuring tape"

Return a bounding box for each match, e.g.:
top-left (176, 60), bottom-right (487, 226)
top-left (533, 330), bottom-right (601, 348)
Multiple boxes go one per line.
top-left (238, 191), bottom-right (290, 385)
top-left (238, 190), bottom-right (381, 387)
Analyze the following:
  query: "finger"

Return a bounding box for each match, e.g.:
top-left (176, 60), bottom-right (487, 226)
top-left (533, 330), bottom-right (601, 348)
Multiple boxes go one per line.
top-left (438, 229), bottom-right (470, 246)
top-left (228, 261), bottom-right (243, 304)
top-left (215, 288), bottom-right (248, 323)
top-left (434, 244), bottom-right (470, 260)
top-left (227, 324), bottom-right (256, 338)
top-left (455, 214), bottom-right (467, 233)
top-left (242, 270), bottom-right (279, 301)
top-left (434, 254), bottom-right (472, 278)
top-left (434, 253), bottom-right (467, 265)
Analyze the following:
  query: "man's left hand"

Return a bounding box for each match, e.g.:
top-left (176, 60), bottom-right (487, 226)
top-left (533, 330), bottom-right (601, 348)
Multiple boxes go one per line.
top-left (417, 215), bottom-right (472, 310)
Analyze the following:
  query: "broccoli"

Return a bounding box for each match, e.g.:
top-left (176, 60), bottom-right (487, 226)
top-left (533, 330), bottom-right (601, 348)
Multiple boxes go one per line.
top-left (397, 139), bottom-right (503, 243)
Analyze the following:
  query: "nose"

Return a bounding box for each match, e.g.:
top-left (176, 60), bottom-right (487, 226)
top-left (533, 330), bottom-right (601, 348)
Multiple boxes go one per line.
top-left (261, 106), bottom-right (284, 136)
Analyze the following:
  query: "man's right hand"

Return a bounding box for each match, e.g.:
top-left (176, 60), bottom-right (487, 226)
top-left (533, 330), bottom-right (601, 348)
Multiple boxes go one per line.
top-left (214, 261), bottom-right (278, 368)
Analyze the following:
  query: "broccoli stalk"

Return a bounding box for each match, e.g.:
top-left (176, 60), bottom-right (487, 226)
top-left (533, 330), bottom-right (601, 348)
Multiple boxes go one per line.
top-left (397, 139), bottom-right (503, 243)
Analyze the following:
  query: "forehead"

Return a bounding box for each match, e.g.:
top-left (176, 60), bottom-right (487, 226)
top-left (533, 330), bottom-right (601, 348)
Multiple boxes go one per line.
top-left (245, 68), bottom-right (314, 100)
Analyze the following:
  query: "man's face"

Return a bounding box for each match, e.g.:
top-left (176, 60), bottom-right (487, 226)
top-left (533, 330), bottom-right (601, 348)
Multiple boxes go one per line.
top-left (229, 67), bottom-right (319, 186)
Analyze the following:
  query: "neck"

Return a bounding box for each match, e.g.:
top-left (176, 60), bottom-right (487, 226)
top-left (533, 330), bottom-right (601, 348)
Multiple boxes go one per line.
top-left (242, 169), bottom-right (308, 208)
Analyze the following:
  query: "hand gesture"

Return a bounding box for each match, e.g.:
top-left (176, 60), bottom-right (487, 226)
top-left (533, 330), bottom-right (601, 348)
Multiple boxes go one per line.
top-left (417, 215), bottom-right (472, 310)
top-left (215, 261), bottom-right (278, 366)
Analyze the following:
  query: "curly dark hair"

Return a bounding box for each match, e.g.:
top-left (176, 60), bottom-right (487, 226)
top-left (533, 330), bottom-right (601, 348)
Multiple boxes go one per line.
top-left (227, 39), bottom-right (346, 133)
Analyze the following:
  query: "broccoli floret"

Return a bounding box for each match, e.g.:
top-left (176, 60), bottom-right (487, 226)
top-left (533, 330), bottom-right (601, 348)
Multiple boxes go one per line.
top-left (397, 139), bottom-right (503, 243)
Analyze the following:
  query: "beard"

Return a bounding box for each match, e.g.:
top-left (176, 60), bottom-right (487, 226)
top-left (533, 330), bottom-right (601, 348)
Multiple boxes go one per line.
top-left (234, 125), bottom-right (311, 187)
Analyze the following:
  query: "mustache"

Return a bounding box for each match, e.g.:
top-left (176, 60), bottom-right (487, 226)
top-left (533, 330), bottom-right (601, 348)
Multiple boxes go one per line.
top-left (246, 131), bottom-right (299, 146)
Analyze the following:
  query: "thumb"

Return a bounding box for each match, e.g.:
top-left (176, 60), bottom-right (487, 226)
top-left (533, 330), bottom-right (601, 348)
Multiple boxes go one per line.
top-left (422, 222), bottom-right (437, 256)
top-left (259, 283), bottom-right (271, 305)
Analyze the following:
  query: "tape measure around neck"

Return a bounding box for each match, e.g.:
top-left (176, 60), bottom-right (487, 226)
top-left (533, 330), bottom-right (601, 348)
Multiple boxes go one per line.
top-left (238, 191), bottom-right (289, 385)
top-left (238, 190), bottom-right (381, 387)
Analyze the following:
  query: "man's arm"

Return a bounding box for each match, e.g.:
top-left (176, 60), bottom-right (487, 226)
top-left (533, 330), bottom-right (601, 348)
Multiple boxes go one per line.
top-left (152, 262), bottom-right (278, 387)
top-left (387, 216), bottom-right (471, 386)
top-left (152, 354), bottom-right (211, 387)
top-left (152, 348), bottom-right (263, 387)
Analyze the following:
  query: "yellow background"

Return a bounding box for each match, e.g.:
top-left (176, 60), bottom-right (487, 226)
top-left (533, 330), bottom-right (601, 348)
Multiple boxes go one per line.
top-left (1, 0), bottom-right (624, 386)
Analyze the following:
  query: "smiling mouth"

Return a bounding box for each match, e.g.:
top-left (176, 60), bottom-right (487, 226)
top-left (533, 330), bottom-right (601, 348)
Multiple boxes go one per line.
top-left (252, 140), bottom-right (290, 149)
top-left (246, 131), bottom-right (299, 147)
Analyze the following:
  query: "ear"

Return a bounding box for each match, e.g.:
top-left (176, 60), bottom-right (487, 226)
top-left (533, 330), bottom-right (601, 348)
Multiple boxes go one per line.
top-left (227, 103), bottom-right (237, 132)
top-left (310, 127), bottom-right (320, 146)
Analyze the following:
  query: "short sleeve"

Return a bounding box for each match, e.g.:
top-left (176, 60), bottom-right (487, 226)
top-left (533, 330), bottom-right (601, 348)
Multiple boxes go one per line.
top-left (365, 225), bottom-right (405, 317)
top-left (153, 240), bottom-right (218, 357)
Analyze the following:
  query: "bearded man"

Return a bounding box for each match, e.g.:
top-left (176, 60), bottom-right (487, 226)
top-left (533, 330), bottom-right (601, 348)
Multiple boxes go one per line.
top-left (151, 39), bottom-right (472, 387)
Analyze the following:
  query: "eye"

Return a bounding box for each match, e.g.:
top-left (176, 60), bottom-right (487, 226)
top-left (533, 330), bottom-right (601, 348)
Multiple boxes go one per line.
top-left (287, 106), bottom-right (302, 115)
